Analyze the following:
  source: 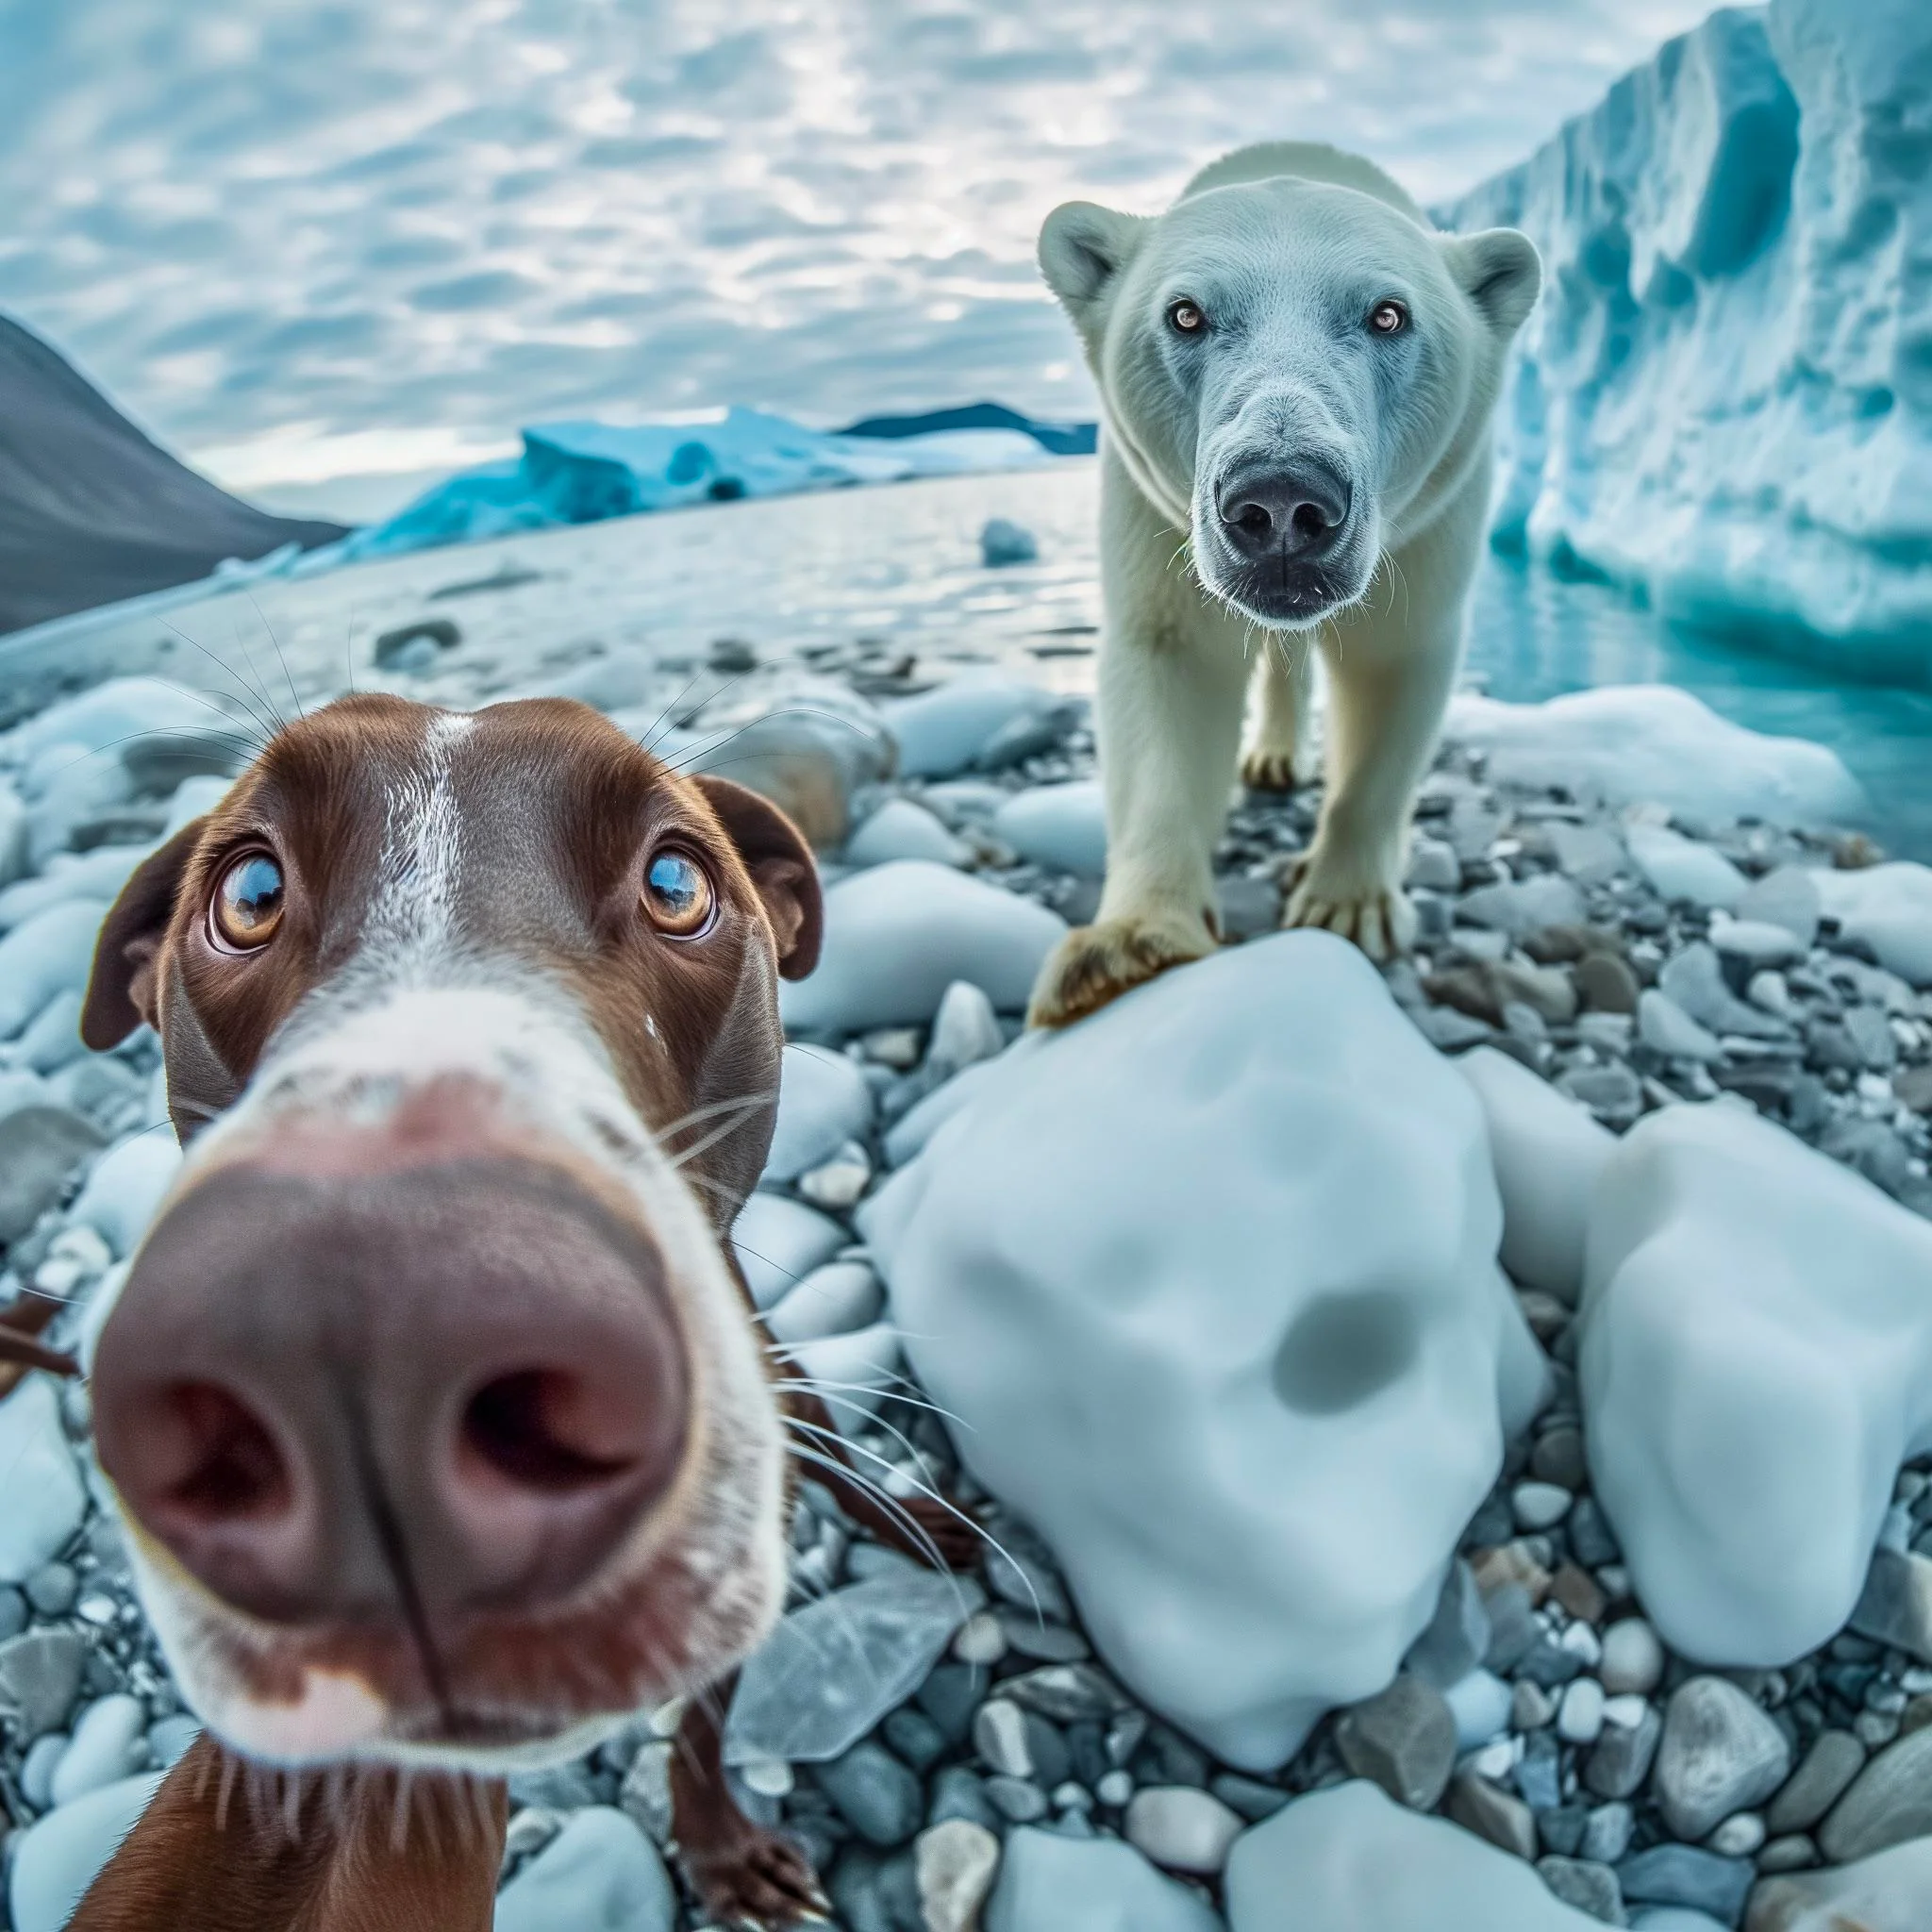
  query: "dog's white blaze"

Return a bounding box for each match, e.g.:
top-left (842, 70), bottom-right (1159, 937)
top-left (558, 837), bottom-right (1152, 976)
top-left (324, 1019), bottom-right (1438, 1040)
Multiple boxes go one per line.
top-left (366, 708), bottom-right (473, 974)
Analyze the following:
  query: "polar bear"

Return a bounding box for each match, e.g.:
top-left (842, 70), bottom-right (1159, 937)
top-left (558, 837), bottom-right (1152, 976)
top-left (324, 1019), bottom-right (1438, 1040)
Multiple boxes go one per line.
top-left (1027, 142), bottom-right (1540, 1025)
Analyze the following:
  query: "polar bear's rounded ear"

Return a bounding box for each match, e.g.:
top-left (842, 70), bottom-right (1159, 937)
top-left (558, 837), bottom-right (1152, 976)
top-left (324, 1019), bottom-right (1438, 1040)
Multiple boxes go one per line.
top-left (1039, 202), bottom-right (1148, 322)
top-left (1446, 228), bottom-right (1542, 336)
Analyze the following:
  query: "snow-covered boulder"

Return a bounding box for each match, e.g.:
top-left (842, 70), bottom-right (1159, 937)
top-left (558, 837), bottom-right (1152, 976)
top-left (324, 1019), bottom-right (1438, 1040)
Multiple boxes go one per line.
top-left (1814, 863), bottom-right (1932, 987)
top-left (1445, 688), bottom-right (1862, 825)
top-left (779, 860), bottom-right (1066, 1034)
top-left (0, 903), bottom-right (110, 1041)
top-left (1579, 1101), bottom-right (1932, 1665)
top-left (992, 781), bottom-right (1108, 877)
top-left (1224, 1780), bottom-right (1605, 1931)
top-left (862, 933), bottom-right (1545, 1768)
top-left (730, 1192), bottom-right (848, 1311)
top-left (1446, 2), bottom-right (1932, 672)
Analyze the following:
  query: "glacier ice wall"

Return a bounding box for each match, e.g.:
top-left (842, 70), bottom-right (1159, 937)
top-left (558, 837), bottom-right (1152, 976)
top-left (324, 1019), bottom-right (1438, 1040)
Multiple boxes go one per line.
top-left (1444, 0), bottom-right (1932, 677)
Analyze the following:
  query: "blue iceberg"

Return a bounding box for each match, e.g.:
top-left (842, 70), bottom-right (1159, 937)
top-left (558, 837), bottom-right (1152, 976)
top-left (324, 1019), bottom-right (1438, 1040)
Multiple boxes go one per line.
top-left (1446, 0), bottom-right (1932, 678)
top-left (327, 406), bottom-right (1064, 565)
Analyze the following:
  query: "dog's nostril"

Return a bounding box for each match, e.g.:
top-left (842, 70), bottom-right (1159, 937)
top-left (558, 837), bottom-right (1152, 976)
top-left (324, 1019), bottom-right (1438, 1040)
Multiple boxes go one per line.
top-left (151, 1383), bottom-right (293, 1525)
top-left (461, 1370), bottom-right (639, 1493)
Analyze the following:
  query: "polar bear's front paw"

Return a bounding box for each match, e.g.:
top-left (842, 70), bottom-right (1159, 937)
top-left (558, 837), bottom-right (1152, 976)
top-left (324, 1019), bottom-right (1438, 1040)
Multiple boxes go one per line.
top-left (1240, 746), bottom-right (1304, 793)
top-left (1285, 857), bottom-right (1417, 962)
top-left (1027, 913), bottom-right (1214, 1028)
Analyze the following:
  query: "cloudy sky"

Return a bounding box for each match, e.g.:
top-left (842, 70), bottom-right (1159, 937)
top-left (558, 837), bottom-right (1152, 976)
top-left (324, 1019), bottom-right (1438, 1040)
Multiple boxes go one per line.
top-left (0, 0), bottom-right (1717, 510)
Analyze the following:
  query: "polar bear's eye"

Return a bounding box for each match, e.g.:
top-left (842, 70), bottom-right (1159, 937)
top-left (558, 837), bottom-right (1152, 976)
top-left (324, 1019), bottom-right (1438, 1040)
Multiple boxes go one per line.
top-left (1167, 298), bottom-right (1207, 335)
top-left (1368, 300), bottom-right (1408, 335)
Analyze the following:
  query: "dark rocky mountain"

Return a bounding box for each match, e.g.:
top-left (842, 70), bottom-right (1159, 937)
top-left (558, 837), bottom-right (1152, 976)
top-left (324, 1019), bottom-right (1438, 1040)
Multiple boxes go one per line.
top-left (0, 313), bottom-right (345, 635)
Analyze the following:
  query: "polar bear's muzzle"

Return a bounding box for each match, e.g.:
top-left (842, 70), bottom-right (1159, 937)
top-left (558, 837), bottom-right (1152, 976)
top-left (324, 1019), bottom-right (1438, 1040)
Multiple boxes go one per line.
top-left (1194, 446), bottom-right (1375, 629)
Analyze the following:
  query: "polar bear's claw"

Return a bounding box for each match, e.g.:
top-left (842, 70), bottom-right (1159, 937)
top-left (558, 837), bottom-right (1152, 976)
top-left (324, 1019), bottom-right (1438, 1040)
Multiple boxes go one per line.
top-left (1028, 916), bottom-right (1213, 1027)
top-left (1240, 748), bottom-right (1302, 793)
top-left (1285, 873), bottom-right (1417, 962)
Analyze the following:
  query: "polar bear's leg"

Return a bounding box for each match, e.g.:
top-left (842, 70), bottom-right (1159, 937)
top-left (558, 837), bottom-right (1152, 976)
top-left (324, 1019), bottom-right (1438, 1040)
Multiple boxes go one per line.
top-left (1240, 640), bottom-right (1317, 792)
top-left (1028, 609), bottom-right (1249, 1027)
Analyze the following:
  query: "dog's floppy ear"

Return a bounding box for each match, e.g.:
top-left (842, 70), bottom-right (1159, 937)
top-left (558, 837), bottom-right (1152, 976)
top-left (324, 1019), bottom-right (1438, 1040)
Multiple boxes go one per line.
top-left (693, 776), bottom-right (823, 980)
top-left (1039, 201), bottom-right (1148, 324)
top-left (80, 818), bottom-right (207, 1050)
top-left (1446, 227), bottom-right (1541, 337)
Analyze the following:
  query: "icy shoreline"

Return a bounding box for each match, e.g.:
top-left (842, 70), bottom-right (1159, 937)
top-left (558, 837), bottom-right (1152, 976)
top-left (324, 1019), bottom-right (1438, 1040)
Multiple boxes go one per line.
top-left (6, 632), bottom-right (1932, 1927)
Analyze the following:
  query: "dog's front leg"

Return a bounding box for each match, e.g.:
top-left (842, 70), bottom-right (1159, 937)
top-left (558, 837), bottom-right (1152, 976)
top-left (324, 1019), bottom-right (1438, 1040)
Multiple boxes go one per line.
top-left (1030, 479), bottom-right (1250, 1025)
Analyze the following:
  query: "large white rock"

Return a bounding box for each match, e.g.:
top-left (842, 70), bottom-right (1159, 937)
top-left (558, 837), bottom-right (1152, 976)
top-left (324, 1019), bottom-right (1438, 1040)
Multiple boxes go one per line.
top-left (1814, 863), bottom-right (1932, 987)
top-left (1626, 825), bottom-right (1747, 912)
top-left (8, 1771), bottom-right (164, 1932)
top-left (49, 1695), bottom-right (148, 1807)
top-left (862, 933), bottom-right (1544, 1768)
top-left (1224, 1781), bottom-right (1606, 1931)
top-left (1445, 688), bottom-right (1861, 825)
top-left (492, 1807), bottom-right (675, 1932)
top-left (1579, 1101), bottom-right (1932, 1665)
top-left (764, 1044), bottom-right (874, 1184)
top-left (987, 1826), bottom-right (1224, 1932)
top-left (0, 902), bottom-right (108, 1041)
top-left (0, 1379), bottom-right (88, 1584)
top-left (1458, 1049), bottom-right (1614, 1306)
top-left (780, 860), bottom-right (1066, 1034)
top-left (992, 781), bottom-right (1108, 878)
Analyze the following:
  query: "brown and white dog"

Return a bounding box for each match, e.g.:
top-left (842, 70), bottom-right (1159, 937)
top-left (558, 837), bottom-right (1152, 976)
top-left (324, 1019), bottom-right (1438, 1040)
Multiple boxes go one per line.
top-left (60, 692), bottom-right (965, 1929)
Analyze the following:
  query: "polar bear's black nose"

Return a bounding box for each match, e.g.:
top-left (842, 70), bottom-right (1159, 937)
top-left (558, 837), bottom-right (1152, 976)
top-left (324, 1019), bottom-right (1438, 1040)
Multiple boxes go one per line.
top-left (1219, 463), bottom-right (1351, 561)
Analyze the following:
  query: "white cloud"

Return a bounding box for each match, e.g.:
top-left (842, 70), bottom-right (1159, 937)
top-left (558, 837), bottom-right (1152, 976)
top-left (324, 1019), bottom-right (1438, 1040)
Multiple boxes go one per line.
top-left (0, 0), bottom-right (1722, 491)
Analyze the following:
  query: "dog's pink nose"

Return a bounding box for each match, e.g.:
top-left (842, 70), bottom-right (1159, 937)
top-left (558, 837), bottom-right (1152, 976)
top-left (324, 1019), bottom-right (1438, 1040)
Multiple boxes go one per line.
top-left (92, 1155), bottom-right (689, 1628)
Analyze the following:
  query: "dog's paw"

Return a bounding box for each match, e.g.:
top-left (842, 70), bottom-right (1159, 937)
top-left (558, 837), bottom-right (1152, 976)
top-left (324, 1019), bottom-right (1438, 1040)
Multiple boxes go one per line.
top-left (1240, 746), bottom-right (1303, 792)
top-left (1027, 914), bottom-right (1213, 1027)
top-left (1285, 859), bottom-right (1416, 962)
top-left (683, 1824), bottom-right (831, 1928)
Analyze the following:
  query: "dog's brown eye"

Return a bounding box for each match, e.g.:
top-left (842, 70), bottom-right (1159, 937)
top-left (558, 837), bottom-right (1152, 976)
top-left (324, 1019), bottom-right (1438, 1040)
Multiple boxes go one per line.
top-left (209, 851), bottom-right (284, 952)
top-left (1167, 297), bottom-right (1206, 335)
top-left (642, 849), bottom-right (715, 939)
top-left (1369, 299), bottom-right (1408, 335)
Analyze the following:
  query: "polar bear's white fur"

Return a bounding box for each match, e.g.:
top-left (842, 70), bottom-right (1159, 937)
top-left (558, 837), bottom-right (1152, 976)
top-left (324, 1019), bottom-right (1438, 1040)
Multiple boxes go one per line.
top-left (1027, 142), bottom-right (1540, 1024)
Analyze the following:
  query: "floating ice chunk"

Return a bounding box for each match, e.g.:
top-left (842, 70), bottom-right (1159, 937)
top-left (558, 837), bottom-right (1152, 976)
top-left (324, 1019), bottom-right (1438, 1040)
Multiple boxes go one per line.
top-left (1580, 1101), bottom-right (1932, 1664)
top-left (780, 861), bottom-right (1066, 1034)
top-left (866, 932), bottom-right (1543, 1768)
top-left (992, 781), bottom-right (1108, 878)
top-left (980, 518), bottom-right (1040, 567)
top-left (765, 1044), bottom-right (874, 1184)
top-left (1458, 1048), bottom-right (1614, 1306)
top-left (1446, 688), bottom-right (1862, 825)
top-left (725, 1571), bottom-right (985, 1766)
top-left (1224, 1780), bottom-right (1605, 1931)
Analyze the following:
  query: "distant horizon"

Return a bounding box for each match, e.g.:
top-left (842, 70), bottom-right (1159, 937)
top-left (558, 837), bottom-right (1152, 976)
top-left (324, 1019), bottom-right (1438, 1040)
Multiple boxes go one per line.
top-left (3, 1), bottom-right (1722, 505)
